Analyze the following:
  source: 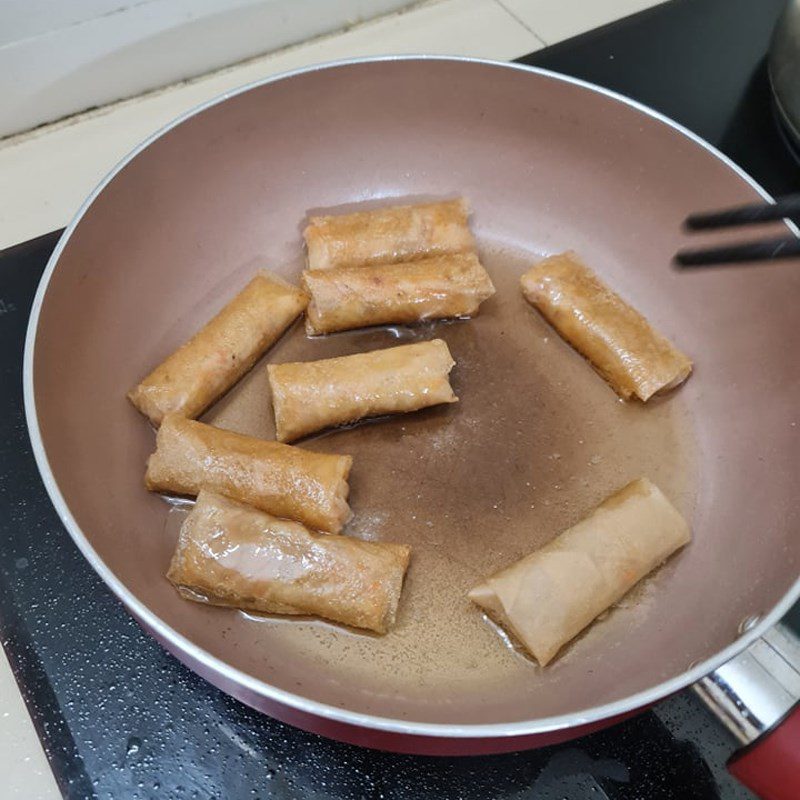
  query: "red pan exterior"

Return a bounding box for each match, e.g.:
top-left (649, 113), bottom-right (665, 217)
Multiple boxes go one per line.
top-left (728, 705), bottom-right (800, 800)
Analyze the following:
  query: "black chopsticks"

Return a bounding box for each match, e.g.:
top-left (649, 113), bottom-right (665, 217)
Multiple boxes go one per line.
top-left (675, 194), bottom-right (800, 267)
top-left (684, 195), bottom-right (800, 230)
top-left (675, 236), bottom-right (800, 266)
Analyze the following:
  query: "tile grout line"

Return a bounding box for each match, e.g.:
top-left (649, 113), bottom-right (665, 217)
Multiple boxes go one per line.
top-left (492, 0), bottom-right (549, 47)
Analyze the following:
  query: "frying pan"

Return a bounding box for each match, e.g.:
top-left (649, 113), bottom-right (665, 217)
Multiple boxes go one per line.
top-left (22, 57), bottom-right (800, 782)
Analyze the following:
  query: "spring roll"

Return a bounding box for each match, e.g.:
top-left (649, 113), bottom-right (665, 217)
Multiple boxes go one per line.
top-left (304, 198), bottom-right (474, 270)
top-left (268, 340), bottom-right (458, 443)
top-left (145, 414), bottom-right (352, 533)
top-left (128, 272), bottom-right (308, 426)
top-left (520, 252), bottom-right (692, 401)
top-left (167, 491), bottom-right (411, 633)
top-left (469, 478), bottom-right (691, 666)
top-left (303, 252), bottom-right (495, 335)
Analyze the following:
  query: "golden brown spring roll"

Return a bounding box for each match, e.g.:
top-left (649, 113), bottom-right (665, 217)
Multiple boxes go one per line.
top-left (304, 198), bottom-right (474, 270)
top-left (167, 491), bottom-right (410, 633)
top-left (303, 252), bottom-right (495, 335)
top-left (469, 478), bottom-right (691, 666)
top-left (520, 252), bottom-right (692, 401)
top-left (145, 415), bottom-right (352, 533)
top-left (128, 272), bottom-right (308, 426)
top-left (268, 340), bottom-right (458, 442)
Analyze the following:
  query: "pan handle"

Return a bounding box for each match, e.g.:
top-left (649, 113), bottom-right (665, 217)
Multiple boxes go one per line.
top-left (693, 622), bottom-right (800, 800)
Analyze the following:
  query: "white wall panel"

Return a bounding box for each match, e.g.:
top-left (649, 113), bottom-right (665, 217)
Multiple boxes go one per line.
top-left (0, 0), bottom-right (417, 137)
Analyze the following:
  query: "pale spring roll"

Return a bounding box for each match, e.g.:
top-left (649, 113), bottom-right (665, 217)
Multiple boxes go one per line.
top-left (303, 252), bottom-right (496, 335)
top-left (145, 414), bottom-right (352, 533)
top-left (520, 252), bottom-right (692, 401)
top-left (128, 272), bottom-right (308, 426)
top-left (304, 198), bottom-right (474, 270)
top-left (469, 478), bottom-right (691, 666)
top-left (167, 491), bottom-right (411, 633)
top-left (268, 340), bottom-right (458, 442)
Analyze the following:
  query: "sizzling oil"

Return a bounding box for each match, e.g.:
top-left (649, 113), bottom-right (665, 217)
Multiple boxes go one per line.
top-left (187, 240), bottom-right (697, 719)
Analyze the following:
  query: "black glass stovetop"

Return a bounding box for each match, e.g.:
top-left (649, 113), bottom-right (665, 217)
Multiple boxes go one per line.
top-left (2, 1), bottom-right (798, 798)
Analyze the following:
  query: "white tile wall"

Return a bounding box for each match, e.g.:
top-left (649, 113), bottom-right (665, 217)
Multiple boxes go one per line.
top-left (0, 0), bottom-right (418, 137)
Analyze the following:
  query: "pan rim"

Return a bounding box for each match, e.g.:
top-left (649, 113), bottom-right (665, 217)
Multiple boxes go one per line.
top-left (23, 54), bottom-right (800, 738)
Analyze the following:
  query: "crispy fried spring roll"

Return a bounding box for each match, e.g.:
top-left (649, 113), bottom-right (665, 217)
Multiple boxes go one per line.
top-left (469, 478), bottom-right (691, 666)
top-left (145, 415), bottom-right (352, 533)
top-left (303, 252), bottom-right (495, 335)
top-left (520, 252), bottom-right (692, 401)
top-left (268, 340), bottom-right (458, 442)
top-left (304, 198), bottom-right (474, 270)
top-left (128, 272), bottom-right (307, 426)
top-left (167, 491), bottom-right (410, 633)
